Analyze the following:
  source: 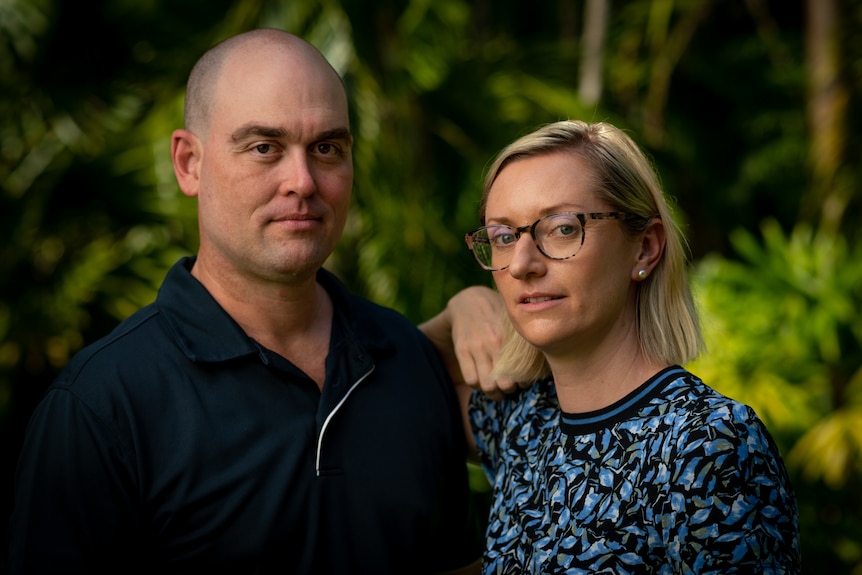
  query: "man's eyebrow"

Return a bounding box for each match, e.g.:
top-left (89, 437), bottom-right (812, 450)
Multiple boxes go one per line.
top-left (229, 125), bottom-right (352, 144)
top-left (230, 124), bottom-right (288, 142)
top-left (316, 128), bottom-right (352, 143)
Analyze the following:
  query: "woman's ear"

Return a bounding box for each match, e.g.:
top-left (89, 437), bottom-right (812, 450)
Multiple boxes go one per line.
top-left (632, 218), bottom-right (666, 281)
top-left (171, 129), bottom-right (202, 198)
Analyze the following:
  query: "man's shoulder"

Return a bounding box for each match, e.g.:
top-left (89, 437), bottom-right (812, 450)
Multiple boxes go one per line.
top-left (55, 303), bottom-right (167, 389)
top-left (346, 292), bottom-right (416, 330)
top-left (319, 268), bottom-right (427, 341)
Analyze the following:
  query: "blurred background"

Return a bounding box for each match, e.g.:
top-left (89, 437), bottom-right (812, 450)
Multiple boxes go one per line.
top-left (1, 0), bottom-right (860, 572)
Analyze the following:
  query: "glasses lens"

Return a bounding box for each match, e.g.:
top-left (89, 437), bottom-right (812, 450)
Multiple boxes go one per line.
top-left (467, 213), bottom-right (587, 270)
top-left (534, 213), bottom-right (584, 259)
top-left (469, 229), bottom-right (498, 269)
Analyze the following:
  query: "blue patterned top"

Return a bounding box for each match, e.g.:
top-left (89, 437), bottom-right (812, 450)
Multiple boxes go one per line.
top-left (469, 366), bottom-right (801, 574)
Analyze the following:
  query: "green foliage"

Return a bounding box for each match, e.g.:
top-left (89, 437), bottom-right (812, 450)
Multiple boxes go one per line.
top-left (690, 220), bottom-right (862, 571)
top-left (693, 221), bottom-right (858, 434)
top-left (327, 0), bottom-right (600, 322)
top-left (2, 0), bottom-right (862, 572)
top-left (0, 4), bottom-right (233, 567)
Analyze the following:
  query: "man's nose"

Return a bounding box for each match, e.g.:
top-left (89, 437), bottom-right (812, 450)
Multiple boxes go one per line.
top-left (278, 150), bottom-right (316, 197)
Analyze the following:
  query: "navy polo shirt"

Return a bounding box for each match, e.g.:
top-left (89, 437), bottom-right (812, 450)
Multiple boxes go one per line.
top-left (11, 257), bottom-right (480, 574)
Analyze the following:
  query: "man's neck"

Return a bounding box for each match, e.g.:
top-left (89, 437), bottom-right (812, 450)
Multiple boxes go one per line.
top-left (191, 256), bottom-right (333, 389)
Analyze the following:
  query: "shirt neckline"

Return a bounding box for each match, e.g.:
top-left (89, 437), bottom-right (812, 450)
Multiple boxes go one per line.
top-left (558, 365), bottom-right (686, 435)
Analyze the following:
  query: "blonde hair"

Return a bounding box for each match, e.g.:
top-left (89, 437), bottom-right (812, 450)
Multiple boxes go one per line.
top-left (481, 120), bottom-right (705, 382)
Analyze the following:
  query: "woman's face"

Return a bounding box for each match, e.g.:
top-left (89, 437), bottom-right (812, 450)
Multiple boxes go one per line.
top-left (485, 151), bottom-right (645, 361)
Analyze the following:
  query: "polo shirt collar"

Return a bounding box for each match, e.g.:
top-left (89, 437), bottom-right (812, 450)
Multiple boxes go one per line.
top-left (156, 257), bottom-right (259, 363)
top-left (156, 257), bottom-right (396, 365)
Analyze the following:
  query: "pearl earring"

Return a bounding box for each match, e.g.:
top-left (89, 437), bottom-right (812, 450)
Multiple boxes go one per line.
top-left (637, 269), bottom-right (647, 280)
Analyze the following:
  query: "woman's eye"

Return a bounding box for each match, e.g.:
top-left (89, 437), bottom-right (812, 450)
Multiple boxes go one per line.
top-left (555, 224), bottom-right (576, 236)
top-left (545, 217), bottom-right (580, 238)
top-left (493, 232), bottom-right (517, 246)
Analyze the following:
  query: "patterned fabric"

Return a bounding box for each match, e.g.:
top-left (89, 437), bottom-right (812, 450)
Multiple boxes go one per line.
top-left (469, 366), bottom-right (801, 574)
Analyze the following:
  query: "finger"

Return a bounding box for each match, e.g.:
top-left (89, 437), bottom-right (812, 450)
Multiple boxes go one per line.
top-left (477, 379), bottom-right (505, 401)
top-left (453, 343), bottom-right (481, 389)
top-left (494, 378), bottom-right (520, 395)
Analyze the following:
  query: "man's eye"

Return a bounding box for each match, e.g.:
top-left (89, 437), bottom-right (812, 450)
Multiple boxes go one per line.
top-left (315, 142), bottom-right (341, 156)
top-left (254, 143), bottom-right (274, 154)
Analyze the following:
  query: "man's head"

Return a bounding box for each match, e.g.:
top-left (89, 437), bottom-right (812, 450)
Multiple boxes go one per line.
top-left (183, 29), bottom-right (348, 137)
top-left (171, 29), bottom-right (354, 287)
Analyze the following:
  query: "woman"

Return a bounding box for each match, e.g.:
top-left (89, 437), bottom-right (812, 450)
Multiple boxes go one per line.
top-left (459, 120), bottom-right (800, 573)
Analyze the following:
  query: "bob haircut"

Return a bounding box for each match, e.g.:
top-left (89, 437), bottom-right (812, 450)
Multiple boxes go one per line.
top-left (480, 120), bottom-right (704, 382)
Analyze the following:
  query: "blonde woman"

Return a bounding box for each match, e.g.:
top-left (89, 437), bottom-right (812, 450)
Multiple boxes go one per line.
top-left (434, 120), bottom-right (801, 573)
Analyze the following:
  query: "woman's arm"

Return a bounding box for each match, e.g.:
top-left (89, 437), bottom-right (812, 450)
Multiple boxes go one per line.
top-left (419, 285), bottom-right (517, 459)
top-left (419, 285), bottom-right (516, 398)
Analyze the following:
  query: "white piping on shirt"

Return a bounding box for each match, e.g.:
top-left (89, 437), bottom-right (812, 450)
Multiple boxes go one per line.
top-left (315, 366), bottom-right (375, 476)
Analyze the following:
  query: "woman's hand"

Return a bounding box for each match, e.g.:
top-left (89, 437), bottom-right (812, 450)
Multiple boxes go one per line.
top-left (420, 286), bottom-right (521, 400)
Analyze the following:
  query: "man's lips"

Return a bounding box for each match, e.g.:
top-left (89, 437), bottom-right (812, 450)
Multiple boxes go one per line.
top-left (271, 213), bottom-right (321, 222)
top-left (267, 213), bottom-right (323, 234)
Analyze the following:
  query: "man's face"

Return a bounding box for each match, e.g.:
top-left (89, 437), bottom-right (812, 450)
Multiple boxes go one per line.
top-left (194, 41), bottom-right (353, 284)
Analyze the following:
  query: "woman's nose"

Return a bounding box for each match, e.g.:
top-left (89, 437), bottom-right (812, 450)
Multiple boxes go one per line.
top-left (505, 234), bottom-right (546, 279)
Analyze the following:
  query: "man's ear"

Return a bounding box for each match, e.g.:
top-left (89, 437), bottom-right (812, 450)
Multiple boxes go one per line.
top-left (631, 217), bottom-right (666, 281)
top-left (171, 129), bottom-right (202, 198)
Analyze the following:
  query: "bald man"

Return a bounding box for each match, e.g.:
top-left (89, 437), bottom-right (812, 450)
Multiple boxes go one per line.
top-left (10, 29), bottom-right (482, 574)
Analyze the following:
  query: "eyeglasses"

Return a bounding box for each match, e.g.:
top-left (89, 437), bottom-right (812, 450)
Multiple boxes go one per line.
top-left (464, 211), bottom-right (630, 271)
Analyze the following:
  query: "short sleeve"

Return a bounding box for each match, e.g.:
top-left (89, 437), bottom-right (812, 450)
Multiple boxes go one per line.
top-left (662, 402), bottom-right (801, 573)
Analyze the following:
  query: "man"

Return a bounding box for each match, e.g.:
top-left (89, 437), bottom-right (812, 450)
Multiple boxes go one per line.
top-left (10, 29), bottom-right (483, 574)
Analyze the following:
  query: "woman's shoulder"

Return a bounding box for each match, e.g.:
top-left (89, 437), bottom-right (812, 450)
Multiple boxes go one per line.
top-left (658, 370), bottom-right (784, 462)
top-left (665, 370), bottom-right (762, 422)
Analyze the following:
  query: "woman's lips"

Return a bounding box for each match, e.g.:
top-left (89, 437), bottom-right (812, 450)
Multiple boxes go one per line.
top-left (521, 295), bottom-right (555, 304)
top-left (518, 294), bottom-right (564, 310)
